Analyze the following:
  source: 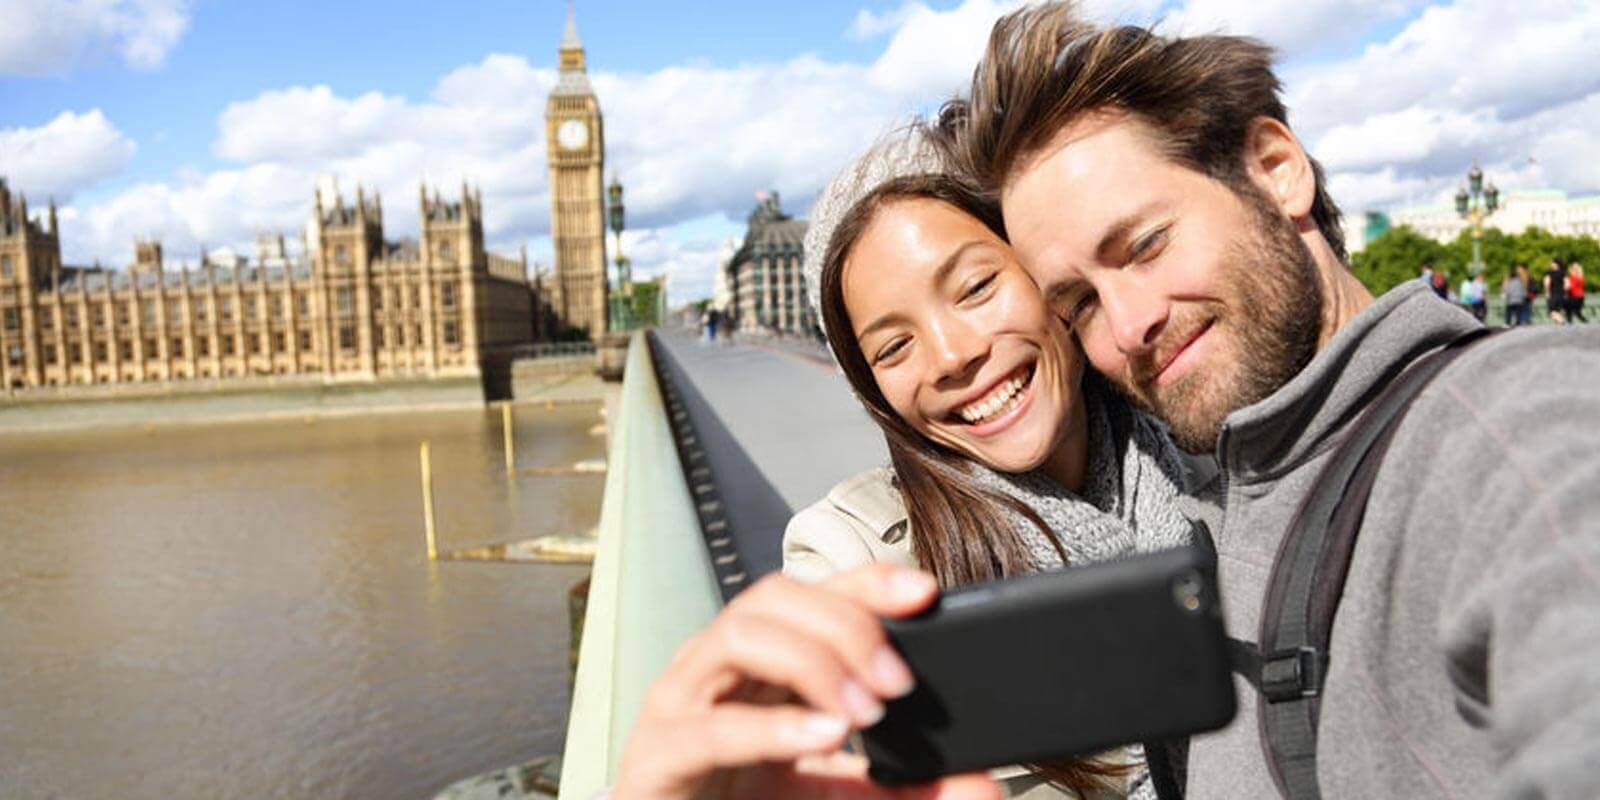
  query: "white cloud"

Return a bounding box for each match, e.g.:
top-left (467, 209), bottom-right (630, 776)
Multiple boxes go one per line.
top-left (39, 0), bottom-right (1600, 299)
top-left (865, 0), bottom-right (1027, 97)
top-left (1164, 0), bottom-right (1425, 55)
top-left (618, 221), bottom-right (736, 303)
top-left (848, 4), bottom-right (922, 40)
top-left (214, 87), bottom-right (414, 163)
top-left (0, 0), bottom-right (191, 75)
top-left (0, 110), bottom-right (136, 199)
top-left (1310, 106), bottom-right (1498, 174)
top-left (1325, 166), bottom-right (1436, 215)
top-left (58, 162), bottom-right (312, 267)
top-left (1287, 0), bottom-right (1600, 134)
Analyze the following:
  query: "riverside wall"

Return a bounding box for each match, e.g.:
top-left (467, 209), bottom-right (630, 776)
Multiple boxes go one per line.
top-left (0, 356), bottom-right (608, 435)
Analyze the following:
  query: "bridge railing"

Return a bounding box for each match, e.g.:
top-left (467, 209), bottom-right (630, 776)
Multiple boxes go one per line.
top-left (506, 341), bottom-right (597, 361)
top-left (558, 332), bottom-right (723, 798)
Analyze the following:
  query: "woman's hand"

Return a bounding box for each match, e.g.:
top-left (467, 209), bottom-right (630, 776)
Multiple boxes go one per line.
top-left (612, 564), bottom-right (1002, 800)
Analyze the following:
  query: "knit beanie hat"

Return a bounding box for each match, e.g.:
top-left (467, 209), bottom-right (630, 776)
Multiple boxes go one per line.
top-left (802, 126), bottom-right (946, 349)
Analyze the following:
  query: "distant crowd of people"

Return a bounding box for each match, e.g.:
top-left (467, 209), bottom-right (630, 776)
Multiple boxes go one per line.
top-left (1421, 258), bottom-right (1587, 325)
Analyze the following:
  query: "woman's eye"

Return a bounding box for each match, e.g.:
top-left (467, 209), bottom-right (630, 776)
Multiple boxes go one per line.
top-left (874, 338), bottom-right (908, 364)
top-left (961, 273), bottom-right (997, 301)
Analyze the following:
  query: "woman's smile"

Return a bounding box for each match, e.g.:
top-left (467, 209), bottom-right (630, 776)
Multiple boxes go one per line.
top-left (951, 362), bottom-right (1036, 432)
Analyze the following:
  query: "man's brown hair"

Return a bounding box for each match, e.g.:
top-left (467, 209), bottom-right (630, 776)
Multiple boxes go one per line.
top-left (952, 2), bottom-right (1346, 261)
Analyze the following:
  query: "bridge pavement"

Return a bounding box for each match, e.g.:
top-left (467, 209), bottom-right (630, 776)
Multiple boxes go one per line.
top-left (650, 329), bottom-right (888, 577)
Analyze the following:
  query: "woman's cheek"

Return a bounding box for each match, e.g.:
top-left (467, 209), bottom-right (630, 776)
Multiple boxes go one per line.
top-left (878, 371), bottom-right (922, 428)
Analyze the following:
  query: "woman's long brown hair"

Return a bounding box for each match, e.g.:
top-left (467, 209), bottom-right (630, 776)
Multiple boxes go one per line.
top-left (817, 171), bottom-right (1132, 793)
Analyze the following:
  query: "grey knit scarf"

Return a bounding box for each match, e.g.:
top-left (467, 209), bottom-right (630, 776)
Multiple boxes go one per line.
top-left (967, 383), bottom-right (1193, 571)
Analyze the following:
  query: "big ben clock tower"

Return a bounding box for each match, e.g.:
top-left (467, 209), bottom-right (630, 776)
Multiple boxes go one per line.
top-left (546, 6), bottom-right (609, 338)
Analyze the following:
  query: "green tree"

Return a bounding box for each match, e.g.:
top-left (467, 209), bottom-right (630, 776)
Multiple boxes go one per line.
top-left (630, 279), bottom-right (663, 326)
top-left (1350, 225), bottom-right (1447, 295)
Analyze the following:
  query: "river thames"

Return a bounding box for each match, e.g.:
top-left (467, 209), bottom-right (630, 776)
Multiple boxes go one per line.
top-left (0, 404), bottom-right (603, 799)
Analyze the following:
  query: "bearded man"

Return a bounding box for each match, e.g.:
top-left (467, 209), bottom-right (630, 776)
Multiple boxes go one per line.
top-left (953, 4), bottom-right (1600, 799)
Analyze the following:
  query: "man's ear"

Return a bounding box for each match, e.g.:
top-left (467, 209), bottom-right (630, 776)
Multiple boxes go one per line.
top-left (1243, 117), bottom-right (1314, 220)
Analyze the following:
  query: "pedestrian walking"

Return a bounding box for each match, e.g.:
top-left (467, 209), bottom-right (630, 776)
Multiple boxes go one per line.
top-left (1503, 266), bottom-right (1528, 327)
top-left (1517, 264), bottom-right (1536, 325)
top-left (1569, 262), bottom-right (1587, 323)
top-left (1545, 258), bottom-right (1569, 324)
top-left (1460, 272), bottom-right (1486, 322)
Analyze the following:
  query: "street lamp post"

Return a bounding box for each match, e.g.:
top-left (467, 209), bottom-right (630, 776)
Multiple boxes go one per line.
top-left (1454, 161), bottom-right (1500, 277)
top-left (606, 175), bottom-right (633, 331)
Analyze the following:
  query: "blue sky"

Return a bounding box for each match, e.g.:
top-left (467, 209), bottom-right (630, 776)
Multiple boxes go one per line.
top-left (4, 0), bottom-right (1599, 301)
top-left (3, 2), bottom-right (900, 185)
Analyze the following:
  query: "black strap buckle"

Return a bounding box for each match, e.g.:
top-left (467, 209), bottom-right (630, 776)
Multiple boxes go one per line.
top-left (1261, 646), bottom-right (1325, 703)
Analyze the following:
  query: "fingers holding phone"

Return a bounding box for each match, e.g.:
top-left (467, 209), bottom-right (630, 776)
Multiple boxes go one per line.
top-left (613, 566), bottom-right (997, 800)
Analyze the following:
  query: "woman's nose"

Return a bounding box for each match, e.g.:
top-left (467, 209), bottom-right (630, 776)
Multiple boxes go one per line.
top-left (927, 316), bottom-right (984, 382)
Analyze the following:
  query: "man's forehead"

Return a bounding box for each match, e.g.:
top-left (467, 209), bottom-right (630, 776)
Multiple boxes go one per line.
top-left (1005, 109), bottom-right (1164, 193)
top-left (1000, 111), bottom-right (1175, 257)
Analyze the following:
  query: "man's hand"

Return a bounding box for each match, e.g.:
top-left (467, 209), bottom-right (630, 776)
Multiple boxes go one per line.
top-left (612, 565), bottom-right (1002, 800)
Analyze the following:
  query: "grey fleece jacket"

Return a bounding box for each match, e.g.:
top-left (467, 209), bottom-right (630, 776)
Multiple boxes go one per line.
top-left (1181, 281), bottom-right (1600, 799)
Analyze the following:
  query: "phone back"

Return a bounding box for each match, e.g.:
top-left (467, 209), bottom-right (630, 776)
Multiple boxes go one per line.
top-left (862, 546), bottom-right (1235, 785)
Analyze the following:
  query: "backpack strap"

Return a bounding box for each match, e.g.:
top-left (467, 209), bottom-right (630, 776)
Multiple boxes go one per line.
top-left (1251, 327), bottom-right (1495, 799)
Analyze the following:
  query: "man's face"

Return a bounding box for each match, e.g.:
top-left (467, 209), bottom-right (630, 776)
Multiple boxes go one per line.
top-left (1000, 113), bottom-right (1322, 452)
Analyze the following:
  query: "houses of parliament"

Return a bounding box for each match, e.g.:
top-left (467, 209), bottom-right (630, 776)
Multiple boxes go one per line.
top-left (0, 11), bottom-right (610, 393)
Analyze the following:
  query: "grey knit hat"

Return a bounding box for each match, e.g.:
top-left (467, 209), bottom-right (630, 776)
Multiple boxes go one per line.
top-left (803, 126), bottom-right (946, 348)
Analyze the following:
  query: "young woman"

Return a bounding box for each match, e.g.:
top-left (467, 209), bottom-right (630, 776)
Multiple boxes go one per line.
top-left (783, 135), bottom-right (1195, 600)
top-left (613, 129), bottom-right (1199, 800)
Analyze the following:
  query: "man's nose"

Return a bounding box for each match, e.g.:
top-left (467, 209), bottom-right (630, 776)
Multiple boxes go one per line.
top-left (1098, 275), bottom-right (1168, 356)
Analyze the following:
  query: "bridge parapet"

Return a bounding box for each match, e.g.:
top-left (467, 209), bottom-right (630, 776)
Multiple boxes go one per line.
top-left (559, 329), bottom-right (885, 796)
top-left (558, 332), bottom-right (723, 798)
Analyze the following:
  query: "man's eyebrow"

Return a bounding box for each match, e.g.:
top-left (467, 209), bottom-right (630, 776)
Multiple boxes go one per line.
top-left (1093, 201), bottom-right (1168, 264)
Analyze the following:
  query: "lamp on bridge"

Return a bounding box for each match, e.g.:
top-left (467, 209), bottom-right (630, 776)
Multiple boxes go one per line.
top-left (1454, 161), bottom-right (1500, 276)
top-left (607, 175), bottom-right (634, 331)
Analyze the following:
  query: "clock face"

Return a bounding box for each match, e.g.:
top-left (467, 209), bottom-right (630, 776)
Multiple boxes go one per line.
top-left (557, 119), bottom-right (589, 150)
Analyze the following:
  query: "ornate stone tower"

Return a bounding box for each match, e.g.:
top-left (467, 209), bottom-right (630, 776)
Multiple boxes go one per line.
top-left (545, 5), bottom-right (609, 339)
top-left (313, 184), bottom-right (384, 375)
top-left (0, 178), bottom-right (59, 388)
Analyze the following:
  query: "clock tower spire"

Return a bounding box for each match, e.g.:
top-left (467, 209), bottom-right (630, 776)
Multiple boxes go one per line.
top-left (546, 3), bottom-right (609, 338)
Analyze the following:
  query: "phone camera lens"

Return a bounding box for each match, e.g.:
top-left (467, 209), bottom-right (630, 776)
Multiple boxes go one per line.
top-left (1172, 571), bottom-right (1204, 613)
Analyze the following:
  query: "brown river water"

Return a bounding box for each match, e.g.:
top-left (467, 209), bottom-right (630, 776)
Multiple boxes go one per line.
top-left (0, 404), bottom-right (603, 799)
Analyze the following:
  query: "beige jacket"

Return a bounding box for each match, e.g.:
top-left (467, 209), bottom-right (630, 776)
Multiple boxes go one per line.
top-left (781, 468), bottom-right (1135, 800)
top-left (783, 467), bottom-right (914, 583)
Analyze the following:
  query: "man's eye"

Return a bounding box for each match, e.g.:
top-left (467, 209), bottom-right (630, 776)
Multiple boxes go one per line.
top-left (1130, 227), bottom-right (1169, 261)
top-left (1055, 291), bottom-right (1098, 326)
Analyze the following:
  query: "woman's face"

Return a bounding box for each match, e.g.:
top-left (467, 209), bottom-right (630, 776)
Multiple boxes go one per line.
top-left (844, 196), bottom-right (1084, 473)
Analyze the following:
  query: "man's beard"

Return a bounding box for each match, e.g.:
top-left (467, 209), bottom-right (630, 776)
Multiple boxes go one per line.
top-left (1110, 191), bottom-right (1324, 453)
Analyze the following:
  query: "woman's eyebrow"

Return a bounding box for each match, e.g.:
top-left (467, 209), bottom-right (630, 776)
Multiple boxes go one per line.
top-left (857, 309), bottom-right (909, 341)
top-left (932, 240), bottom-right (996, 285)
top-left (857, 240), bottom-right (996, 340)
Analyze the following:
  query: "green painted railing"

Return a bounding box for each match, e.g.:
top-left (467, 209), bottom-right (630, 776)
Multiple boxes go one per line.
top-left (558, 332), bottom-right (723, 799)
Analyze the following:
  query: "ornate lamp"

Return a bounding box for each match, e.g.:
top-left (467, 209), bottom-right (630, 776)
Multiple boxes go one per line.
top-left (1455, 162), bottom-right (1500, 278)
top-left (605, 176), bottom-right (632, 331)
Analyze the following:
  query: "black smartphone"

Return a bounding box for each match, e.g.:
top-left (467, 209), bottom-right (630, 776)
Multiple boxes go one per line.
top-left (862, 545), bottom-right (1236, 785)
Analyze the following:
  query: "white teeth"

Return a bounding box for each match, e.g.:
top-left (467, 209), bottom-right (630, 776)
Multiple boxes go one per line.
top-left (957, 371), bottom-right (1030, 424)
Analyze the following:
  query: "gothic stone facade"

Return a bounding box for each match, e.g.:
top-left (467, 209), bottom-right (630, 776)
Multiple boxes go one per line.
top-left (0, 178), bottom-right (537, 390)
top-left (725, 192), bottom-right (814, 337)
